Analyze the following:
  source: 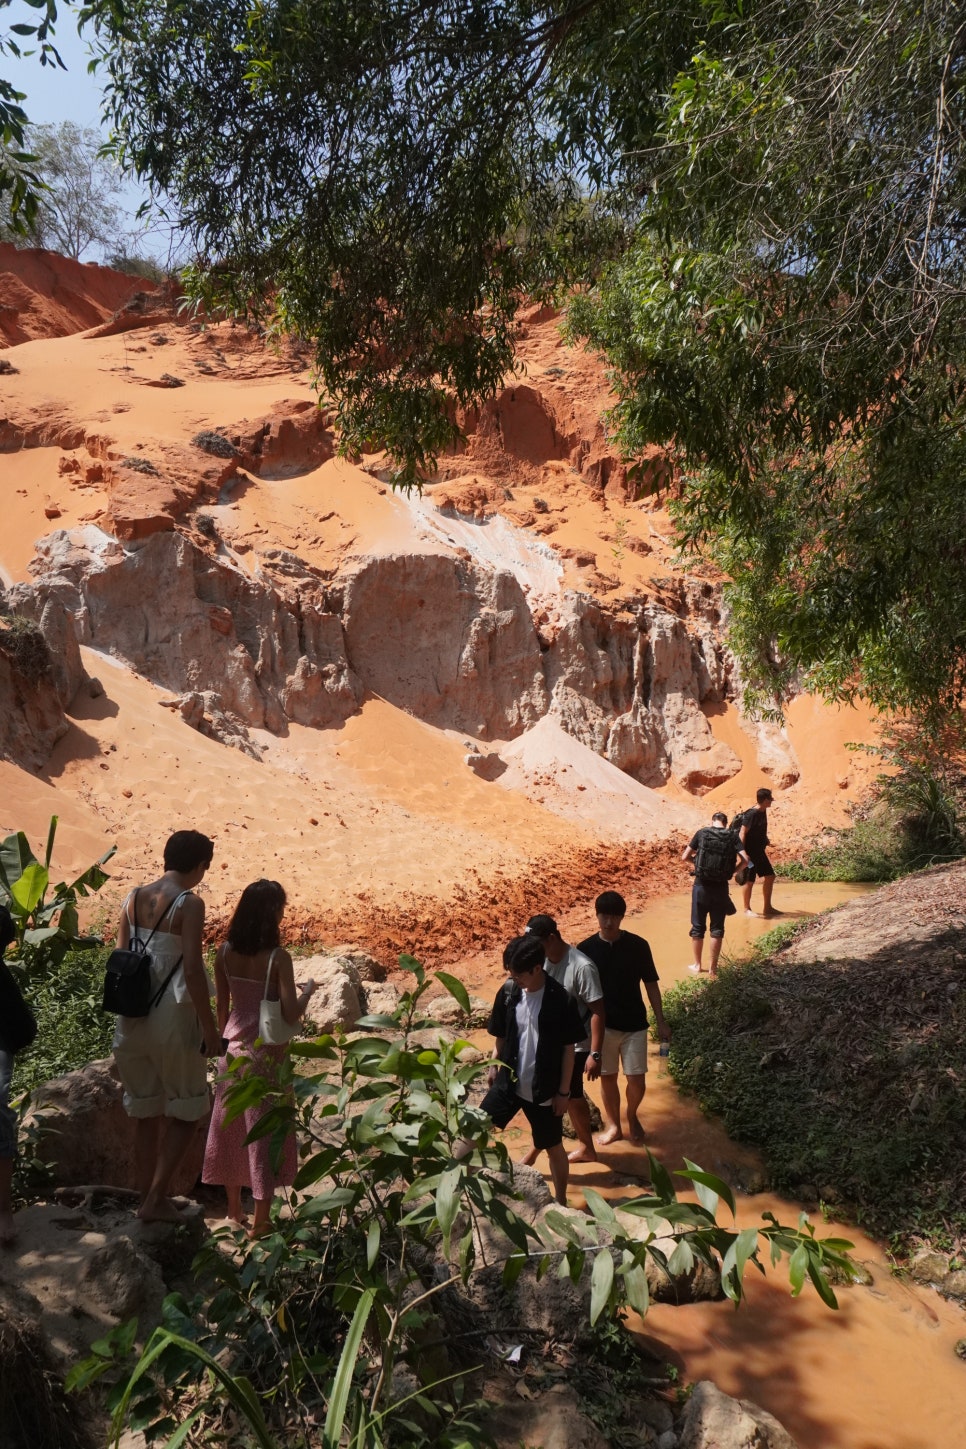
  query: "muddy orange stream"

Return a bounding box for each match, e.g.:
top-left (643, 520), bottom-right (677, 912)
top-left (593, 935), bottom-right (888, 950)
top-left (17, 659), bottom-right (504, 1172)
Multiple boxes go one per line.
top-left (459, 883), bottom-right (966, 1449)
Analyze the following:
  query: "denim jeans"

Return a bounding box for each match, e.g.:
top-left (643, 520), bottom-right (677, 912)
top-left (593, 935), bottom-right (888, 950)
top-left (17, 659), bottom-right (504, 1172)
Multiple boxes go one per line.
top-left (0, 1047), bottom-right (16, 1159)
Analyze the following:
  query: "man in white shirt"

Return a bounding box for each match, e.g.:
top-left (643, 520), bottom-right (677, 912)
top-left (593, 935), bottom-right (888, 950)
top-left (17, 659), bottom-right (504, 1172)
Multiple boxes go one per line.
top-left (525, 914), bottom-right (604, 1163)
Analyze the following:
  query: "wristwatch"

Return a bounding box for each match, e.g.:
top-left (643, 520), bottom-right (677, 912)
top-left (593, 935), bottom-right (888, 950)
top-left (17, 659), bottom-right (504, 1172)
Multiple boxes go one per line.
top-left (590, 1051), bottom-right (601, 1062)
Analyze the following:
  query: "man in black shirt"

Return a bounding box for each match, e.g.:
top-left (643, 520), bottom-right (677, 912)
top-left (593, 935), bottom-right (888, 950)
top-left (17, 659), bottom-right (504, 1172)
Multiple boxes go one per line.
top-left (578, 891), bottom-right (671, 1147)
top-left (739, 787), bottom-right (778, 917)
top-left (479, 934), bottom-right (584, 1204)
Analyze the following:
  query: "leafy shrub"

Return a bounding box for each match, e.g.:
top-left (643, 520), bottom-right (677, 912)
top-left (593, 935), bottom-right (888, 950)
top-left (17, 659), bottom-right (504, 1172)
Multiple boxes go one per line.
top-left (194, 513), bottom-right (218, 539)
top-left (0, 816), bottom-right (115, 973)
top-left (121, 456), bottom-right (161, 475)
top-left (72, 958), bottom-right (854, 1448)
top-left (12, 945), bottom-right (114, 1095)
top-left (779, 722), bottom-right (966, 882)
top-left (663, 937), bottom-right (966, 1250)
top-left (0, 613), bottom-right (51, 681)
top-left (191, 430), bottom-right (236, 459)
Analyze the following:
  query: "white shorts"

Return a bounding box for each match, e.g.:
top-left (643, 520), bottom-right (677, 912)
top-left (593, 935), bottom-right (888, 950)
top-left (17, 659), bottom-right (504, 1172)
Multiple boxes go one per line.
top-left (601, 1028), bottom-right (649, 1077)
top-left (113, 997), bottom-right (210, 1121)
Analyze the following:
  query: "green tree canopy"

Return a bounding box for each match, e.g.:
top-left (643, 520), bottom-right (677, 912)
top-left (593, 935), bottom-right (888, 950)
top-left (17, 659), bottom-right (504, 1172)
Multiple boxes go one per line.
top-left (80, 0), bottom-right (966, 716)
top-left (1, 0), bottom-right (62, 230)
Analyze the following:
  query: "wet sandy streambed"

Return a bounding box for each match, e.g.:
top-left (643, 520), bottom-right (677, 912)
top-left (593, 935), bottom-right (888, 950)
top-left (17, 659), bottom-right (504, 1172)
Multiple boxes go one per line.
top-left (457, 880), bottom-right (966, 1449)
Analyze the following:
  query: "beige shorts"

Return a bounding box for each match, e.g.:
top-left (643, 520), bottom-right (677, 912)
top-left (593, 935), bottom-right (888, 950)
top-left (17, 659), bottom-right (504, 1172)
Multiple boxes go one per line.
top-left (113, 997), bottom-right (210, 1121)
top-left (601, 1028), bottom-right (649, 1077)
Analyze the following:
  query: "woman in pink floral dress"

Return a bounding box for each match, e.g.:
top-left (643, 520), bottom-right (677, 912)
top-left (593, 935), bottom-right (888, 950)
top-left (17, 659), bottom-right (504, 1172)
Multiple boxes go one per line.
top-left (202, 880), bottom-right (317, 1237)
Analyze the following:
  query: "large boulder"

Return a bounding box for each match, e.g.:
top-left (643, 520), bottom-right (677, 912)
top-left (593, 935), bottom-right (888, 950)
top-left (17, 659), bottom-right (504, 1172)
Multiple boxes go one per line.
top-left (545, 593), bottom-right (740, 792)
top-left (485, 1383), bottom-right (610, 1449)
top-left (342, 552), bottom-right (549, 740)
top-left (23, 1059), bottom-right (206, 1195)
top-left (678, 1381), bottom-right (799, 1449)
top-left (18, 526), bottom-right (362, 736)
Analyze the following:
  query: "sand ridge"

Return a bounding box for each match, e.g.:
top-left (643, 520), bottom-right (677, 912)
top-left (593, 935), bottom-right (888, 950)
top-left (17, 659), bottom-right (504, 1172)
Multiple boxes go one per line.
top-left (1, 255), bottom-right (883, 954)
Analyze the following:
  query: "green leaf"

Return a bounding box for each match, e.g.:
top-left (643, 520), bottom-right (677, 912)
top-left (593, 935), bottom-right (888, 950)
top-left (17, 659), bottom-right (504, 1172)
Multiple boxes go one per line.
top-left (44, 814), bottom-right (57, 869)
top-left (621, 1260), bottom-right (650, 1318)
top-left (807, 1257), bottom-right (839, 1309)
top-left (324, 1288), bottom-right (374, 1448)
top-left (676, 1161), bottom-right (737, 1218)
top-left (366, 1219), bottom-right (381, 1270)
top-left (582, 1186), bottom-right (618, 1227)
top-left (435, 1166), bottom-right (461, 1255)
top-left (590, 1249), bottom-right (615, 1325)
top-left (11, 861), bottom-right (48, 915)
top-left (788, 1243), bottom-right (809, 1297)
top-left (646, 1151), bottom-right (677, 1202)
top-left (666, 1238), bottom-right (695, 1278)
top-left (298, 1187), bottom-right (358, 1218)
top-left (433, 970), bottom-right (470, 1014)
top-left (0, 830), bottom-right (38, 895)
top-left (502, 1252), bottom-right (528, 1289)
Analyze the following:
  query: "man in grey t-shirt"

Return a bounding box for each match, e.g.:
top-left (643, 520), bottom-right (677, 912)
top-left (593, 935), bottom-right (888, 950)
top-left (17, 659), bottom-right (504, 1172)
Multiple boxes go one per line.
top-left (526, 914), bottom-right (604, 1163)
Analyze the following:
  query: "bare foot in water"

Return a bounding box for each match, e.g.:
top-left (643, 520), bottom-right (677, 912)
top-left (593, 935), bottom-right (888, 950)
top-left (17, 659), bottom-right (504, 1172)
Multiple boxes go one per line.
top-left (627, 1123), bottom-right (647, 1146)
top-left (568, 1145), bottom-right (599, 1164)
top-left (744, 909), bottom-right (760, 917)
top-left (762, 909), bottom-right (784, 918)
top-left (0, 1210), bottom-right (16, 1247)
top-left (596, 1127), bottom-right (623, 1147)
top-left (521, 1146), bottom-right (539, 1168)
top-left (138, 1196), bottom-right (185, 1223)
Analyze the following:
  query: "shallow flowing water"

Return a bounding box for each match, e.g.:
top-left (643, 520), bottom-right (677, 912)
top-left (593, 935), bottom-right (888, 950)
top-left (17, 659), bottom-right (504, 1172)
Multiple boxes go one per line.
top-left (462, 881), bottom-right (966, 1449)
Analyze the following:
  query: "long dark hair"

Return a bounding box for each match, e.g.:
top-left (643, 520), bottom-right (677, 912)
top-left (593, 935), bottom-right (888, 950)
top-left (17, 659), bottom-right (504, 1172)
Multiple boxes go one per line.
top-left (226, 879), bottom-right (286, 956)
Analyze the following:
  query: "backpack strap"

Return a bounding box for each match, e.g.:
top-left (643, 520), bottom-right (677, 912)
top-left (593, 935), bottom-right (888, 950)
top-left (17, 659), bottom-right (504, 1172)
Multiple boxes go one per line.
top-left (144, 892), bottom-right (190, 1010)
top-left (263, 948), bottom-right (279, 1001)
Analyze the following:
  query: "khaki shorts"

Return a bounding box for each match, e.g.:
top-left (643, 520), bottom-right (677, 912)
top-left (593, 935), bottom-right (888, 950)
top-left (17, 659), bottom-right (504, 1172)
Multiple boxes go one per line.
top-left (601, 1028), bottom-right (649, 1077)
top-left (113, 997), bottom-right (210, 1121)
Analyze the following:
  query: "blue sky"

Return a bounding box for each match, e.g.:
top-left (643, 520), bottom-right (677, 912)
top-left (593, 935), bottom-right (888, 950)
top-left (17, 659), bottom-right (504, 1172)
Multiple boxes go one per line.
top-left (8, 2), bottom-right (169, 256)
top-left (12, 3), bottom-right (108, 130)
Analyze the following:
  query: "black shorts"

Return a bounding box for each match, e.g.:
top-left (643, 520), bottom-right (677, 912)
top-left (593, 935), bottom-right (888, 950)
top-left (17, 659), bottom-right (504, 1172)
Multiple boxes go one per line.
top-left (480, 1081), bottom-right (564, 1151)
top-left (690, 878), bottom-right (731, 939)
top-left (746, 851), bottom-right (774, 880)
top-left (569, 1051), bottom-right (588, 1101)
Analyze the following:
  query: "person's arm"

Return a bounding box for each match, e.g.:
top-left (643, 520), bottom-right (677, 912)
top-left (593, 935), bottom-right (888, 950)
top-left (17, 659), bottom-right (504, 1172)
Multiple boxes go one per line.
top-left (681, 843), bottom-right (696, 863)
top-left (486, 1038), bottom-right (505, 1089)
top-left (644, 980), bottom-right (671, 1042)
top-left (116, 892), bottom-right (133, 950)
top-left (214, 944), bottom-right (231, 1034)
top-left (553, 1043), bottom-right (575, 1115)
top-left (585, 998), bottom-right (605, 1081)
top-left (276, 950), bottom-right (318, 1024)
top-left (179, 893), bottom-right (220, 1056)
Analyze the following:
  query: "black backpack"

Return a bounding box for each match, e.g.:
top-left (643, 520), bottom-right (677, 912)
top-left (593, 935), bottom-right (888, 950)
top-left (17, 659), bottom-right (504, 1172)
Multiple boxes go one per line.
top-left (729, 809), bottom-right (748, 834)
top-left (694, 828), bottom-right (739, 882)
top-left (102, 891), bottom-right (183, 1018)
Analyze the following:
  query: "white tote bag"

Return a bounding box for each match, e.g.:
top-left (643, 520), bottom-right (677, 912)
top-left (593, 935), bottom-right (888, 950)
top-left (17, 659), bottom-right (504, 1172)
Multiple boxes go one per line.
top-left (258, 949), bottom-right (298, 1046)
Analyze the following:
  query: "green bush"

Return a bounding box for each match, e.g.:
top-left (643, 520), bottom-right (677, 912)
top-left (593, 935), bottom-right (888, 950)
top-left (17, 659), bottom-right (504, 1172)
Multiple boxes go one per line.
top-left (663, 940), bottom-right (966, 1250)
top-left (779, 722), bottom-right (966, 883)
top-left (12, 945), bottom-right (114, 1096)
top-left (71, 958), bottom-right (855, 1449)
top-left (0, 613), bottom-right (51, 682)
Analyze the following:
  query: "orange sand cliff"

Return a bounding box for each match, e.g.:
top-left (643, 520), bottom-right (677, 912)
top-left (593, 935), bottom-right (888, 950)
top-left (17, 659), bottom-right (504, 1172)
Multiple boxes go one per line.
top-left (0, 252), bottom-right (883, 955)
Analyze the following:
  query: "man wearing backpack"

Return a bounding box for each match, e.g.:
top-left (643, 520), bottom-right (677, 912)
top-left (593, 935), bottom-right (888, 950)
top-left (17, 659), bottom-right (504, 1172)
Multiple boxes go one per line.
top-left (681, 812), bottom-right (751, 976)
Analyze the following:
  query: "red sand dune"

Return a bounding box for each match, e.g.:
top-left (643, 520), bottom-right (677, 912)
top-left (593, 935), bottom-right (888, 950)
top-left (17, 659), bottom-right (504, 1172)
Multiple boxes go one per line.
top-left (0, 244), bottom-right (155, 347)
